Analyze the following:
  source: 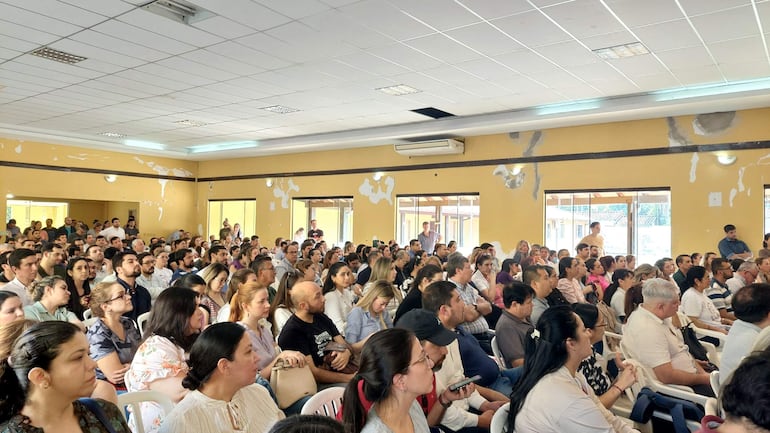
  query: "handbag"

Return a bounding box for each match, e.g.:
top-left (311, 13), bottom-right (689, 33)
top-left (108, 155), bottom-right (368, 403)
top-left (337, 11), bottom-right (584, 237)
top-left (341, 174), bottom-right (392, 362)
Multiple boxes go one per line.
top-left (680, 323), bottom-right (709, 362)
top-left (322, 341), bottom-right (359, 374)
top-left (270, 358), bottom-right (317, 409)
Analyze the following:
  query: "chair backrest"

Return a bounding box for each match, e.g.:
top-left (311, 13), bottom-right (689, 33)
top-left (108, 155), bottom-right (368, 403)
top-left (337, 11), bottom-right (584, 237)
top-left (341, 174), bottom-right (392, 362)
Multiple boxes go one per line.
top-left (709, 370), bottom-right (720, 398)
top-left (83, 308), bottom-right (93, 320)
top-left (300, 387), bottom-right (345, 417)
top-left (116, 390), bottom-right (175, 433)
top-left (490, 336), bottom-right (506, 369)
top-left (490, 401), bottom-right (510, 433)
top-left (83, 317), bottom-right (99, 329)
top-left (137, 311), bottom-right (151, 337)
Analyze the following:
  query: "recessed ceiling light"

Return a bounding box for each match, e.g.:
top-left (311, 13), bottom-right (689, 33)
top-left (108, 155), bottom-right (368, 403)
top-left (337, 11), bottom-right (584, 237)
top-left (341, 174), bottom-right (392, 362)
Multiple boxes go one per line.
top-left (186, 140), bottom-right (258, 154)
top-left (142, 0), bottom-right (213, 25)
top-left (29, 46), bottom-right (87, 64)
top-left (376, 84), bottom-right (422, 96)
top-left (6, 193), bottom-right (14, 199)
top-left (592, 42), bottom-right (649, 60)
top-left (124, 140), bottom-right (166, 150)
top-left (174, 119), bottom-right (209, 127)
top-left (98, 132), bottom-right (126, 138)
top-left (261, 105), bottom-right (300, 114)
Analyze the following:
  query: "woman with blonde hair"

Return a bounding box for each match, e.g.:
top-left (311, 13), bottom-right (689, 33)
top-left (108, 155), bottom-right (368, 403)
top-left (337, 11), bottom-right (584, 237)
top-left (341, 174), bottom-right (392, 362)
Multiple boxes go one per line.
top-left (632, 263), bottom-right (658, 283)
top-left (216, 267), bottom-right (257, 323)
top-left (344, 280), bottom-right (396, 344)
top-left (365, 257), bottom-right (403, 317)
top-left (199, 262), bottom-right (229, 323)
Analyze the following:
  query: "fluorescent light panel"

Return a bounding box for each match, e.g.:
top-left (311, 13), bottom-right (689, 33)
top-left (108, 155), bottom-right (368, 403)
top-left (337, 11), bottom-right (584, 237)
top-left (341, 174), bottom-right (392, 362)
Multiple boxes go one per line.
top-left (653, 77), bottom-right (770, 101)
top-left (174, 119), bottom-right (209, 127)
top-left (592, 42), bottom-right (649, 60)
top-left (124, 139), bottom-right (166, 150)
top-left (30, 46), bottom-right (87, 64)
top-left (186, 140), bottom-right (257, 154)
top-left (535, 99), bottom-right (602, 116)
top-left (376, 84), bottom-right (422, 96)
top-left (98, 132), bottom-right (126, 138)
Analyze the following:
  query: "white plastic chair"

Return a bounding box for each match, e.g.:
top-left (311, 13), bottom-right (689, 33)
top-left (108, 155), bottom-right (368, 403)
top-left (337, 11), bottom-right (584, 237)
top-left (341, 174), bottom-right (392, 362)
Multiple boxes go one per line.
top-left (83, 308), bottom-right (93, 320)
top-left (83, 317), bottom-right (99, 329)
top-left (490, 336), bottom-right (506, 369)
top-left (490, 401), bottom-right (510, 433)
top-left (116, 390), bottom-right (174, 433)
top-left (709, 370), bottom-right (720, 398)
top-left (137, 311), bottom-right (151, 337)
top-left (300, 387), bottom-right (344, 417)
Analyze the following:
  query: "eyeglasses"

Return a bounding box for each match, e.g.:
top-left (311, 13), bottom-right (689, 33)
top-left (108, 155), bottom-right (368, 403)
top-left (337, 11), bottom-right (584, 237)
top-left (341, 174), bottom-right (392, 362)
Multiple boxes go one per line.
top-left (106, 292), bottom-right (129, 303)
top-left (410, 351), bottom-right (430, 367)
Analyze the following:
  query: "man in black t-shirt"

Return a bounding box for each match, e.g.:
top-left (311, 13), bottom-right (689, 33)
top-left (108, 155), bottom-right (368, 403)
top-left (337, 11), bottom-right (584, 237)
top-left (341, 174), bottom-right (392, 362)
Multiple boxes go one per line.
top-left (277, 281), bottom-right (354, 384)
top-left (307, 219), bottom-right (324, 241)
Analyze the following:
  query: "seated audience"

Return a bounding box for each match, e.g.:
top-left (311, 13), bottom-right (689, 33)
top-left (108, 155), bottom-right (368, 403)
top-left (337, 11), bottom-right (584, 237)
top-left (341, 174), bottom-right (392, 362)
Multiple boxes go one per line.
top-left (269, 269), bottom-right (302, 336)
top-left (680, 266), bottom-right (729, 333)
top-left (495, 281), bottom-right (535, 368)
top-left (65, 256), bottom-right (91, 320)
top-left (719, 283), bottom-right (770, 384)
top-left (322, 262), bottom-right (356, 335)
top-left (113, 251), bottom-right (152, 323)
top-left (557, 257), bottom-right (587, 304)
top-left (125, 287), bottom-right (203, 433)
top-left (159, 322), bottom-right (284, 433)
top-left (23, 276), bottom-right (84, 331)
top-left (696, 351), bottom-right (770, 433)
top-left (345, 280), bottom-right (395, 344)
top-left (0, 321), bottom-right (130, 432)
top-left (199, 262), bottom-right (229, 323)
top-left (623, 278), bottom-right (714, 396)
top-left (472, 254), bottom-right (503, 308)
top-left (341, 328), bottom-right (432, 433)
top-left (216, 267), bottom-right (257, 323)
top-left (0, 291), bottom-right (24, 326)
top-left (706, 258), bottom-right (736, 321)
top-left (725, 261), bottom-right (759, 293)
top-left (87, 281), bottom-right (141, 390)
top-left (277, 281), bottom-right (356, 385)
top-left (507, 306), bottom-right (639, 433)
top-left (446, 252), bottom-right (497, 354)
top-left (572, 304), bottom-right (638, 409)
top-left (394, 264), bottom-right (443, 324)
top-left (603, 269), bottom-right (633, 327)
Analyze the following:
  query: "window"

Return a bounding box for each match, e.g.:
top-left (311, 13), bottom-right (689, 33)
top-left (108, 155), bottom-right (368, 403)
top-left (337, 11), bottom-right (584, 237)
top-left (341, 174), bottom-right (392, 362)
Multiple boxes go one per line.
top-left (291, 197), bottom-right (353, 247)
top-left (544, 189), bottom-right (671, 264)
top-left (207, 200), bottom-right (256, 241)
top-left (396, 194), bottom-right (479, 255)
top-left (6, 200), bottom-right (68, 230)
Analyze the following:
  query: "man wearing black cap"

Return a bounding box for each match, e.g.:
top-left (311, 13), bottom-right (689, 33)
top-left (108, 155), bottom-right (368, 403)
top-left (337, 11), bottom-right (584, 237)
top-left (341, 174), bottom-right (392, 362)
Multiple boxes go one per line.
top-left (397, 309), bottom-right (474, 431)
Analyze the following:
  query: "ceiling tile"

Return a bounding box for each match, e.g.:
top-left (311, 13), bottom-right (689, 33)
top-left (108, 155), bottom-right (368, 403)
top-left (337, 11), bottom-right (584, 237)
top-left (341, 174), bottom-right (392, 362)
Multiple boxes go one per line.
top-left (0, 19), bottom-right (62, 46)
top-left (70, 30), bottom-right (169, 62)
top-left (133, 63), bottom-right (215, 87)
top-left (117, 9), bottom-right (225, 48)
top-left (10, 0), bottom-right (106, 27)
top-left (670, 65), bottom-right (725, 84)
top-left (334, 51), bottom-right (411, 76)
top-left (91, 20), bottom-right (196, 55)
top-left (453, 57), bottom-right (519, 81)
top-left (655, 46), bottom-right (714, 70)
top-left (632, 20), bottom-right (702, 51)
top-left (608, 55), bottom-right (671, 77)
top-left (339, 0), bottom-right (434, 41)
top-left (535, 41), bottom-right (601, 66)
top-left (631, 72), bottom-right (681, 91)
top-left (193, 0), bottom-right (292, 30)
top-left (494, 50), bottom-right (562, 76)
top-left (677, 0), bottom-right (752, 16)
top-left (2, 60), bottom-right (90, 85)
top-left (179, 50), bottom-right (264, 77)
top-left (367, 43), bottom-right (444, 71)
top-left (155, 56), bottom-right (239, 82)
top-left (190, 16), bottom-right (257, 39)
top-left (60, 0), bottom-right (136, 17)
top-left (403, 33), bottom-right (483, 64)
top-left (690, 5), bottom-right (759, 43)
top-left (388, 0), bottom-right (482, 31)
top-left (708, 36), bottom-right (766, 64)
top-left (256, 0), bottom-right (331, 19)
top-left (0, 46), bottom-right (21, 61)
top-left (491, 10), bottom-right (572, 47)
top-left (0, 3), bottom-right (83, 36)
top-left (540, 1), bottom-right (626, 38)
top-left (444, 23), bottom-right (524, 56)
top-left (301, 9), bottom-right (393, 49)
top-left (455, 0), bottom-right (534, 20)
top-left (48, 38), bottom-right (146, 68)
top-left (719, 60), bottom-right (770, 80)
top-left (208, 41), bottom-right (291, 71)
top-left (604, 0), bottom-right (684, 28)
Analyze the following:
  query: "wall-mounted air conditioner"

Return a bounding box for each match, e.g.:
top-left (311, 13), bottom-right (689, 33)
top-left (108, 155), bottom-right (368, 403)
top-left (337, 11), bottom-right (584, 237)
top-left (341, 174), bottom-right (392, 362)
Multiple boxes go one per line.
top-left (394, 139), bottom-right (464, 156)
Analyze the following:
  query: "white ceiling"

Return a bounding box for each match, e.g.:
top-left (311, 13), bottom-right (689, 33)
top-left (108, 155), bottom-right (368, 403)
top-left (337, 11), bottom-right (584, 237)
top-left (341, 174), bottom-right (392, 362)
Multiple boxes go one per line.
top-left (1, 0), bottom-right (770, 160)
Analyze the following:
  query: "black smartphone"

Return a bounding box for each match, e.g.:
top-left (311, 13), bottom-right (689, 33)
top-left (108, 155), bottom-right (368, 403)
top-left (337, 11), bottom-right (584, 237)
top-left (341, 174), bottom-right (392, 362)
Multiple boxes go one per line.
top-left (448, 375), bottom-right (482, 392)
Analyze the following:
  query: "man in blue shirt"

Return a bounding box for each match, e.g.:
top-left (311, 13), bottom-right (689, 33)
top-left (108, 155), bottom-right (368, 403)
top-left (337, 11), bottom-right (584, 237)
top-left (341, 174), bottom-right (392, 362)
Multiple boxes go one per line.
top-left (718, 224), bottom-right (752, 260)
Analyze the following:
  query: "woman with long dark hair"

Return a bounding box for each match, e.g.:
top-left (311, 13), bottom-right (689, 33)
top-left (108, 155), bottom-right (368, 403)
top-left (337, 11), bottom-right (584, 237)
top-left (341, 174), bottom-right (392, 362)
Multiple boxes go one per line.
top-left (124, 287), bottom-right (204, 433)
top-left (65, 257), bottom-right (91, 320)
top-left (341, 328), bottom-right (433, 433)
top-left (158, 322), bottom-right (284, 433)
top-left (507, 306), bottom-right (638, 433)
top-left (0, 321), bottom-right (130, 432)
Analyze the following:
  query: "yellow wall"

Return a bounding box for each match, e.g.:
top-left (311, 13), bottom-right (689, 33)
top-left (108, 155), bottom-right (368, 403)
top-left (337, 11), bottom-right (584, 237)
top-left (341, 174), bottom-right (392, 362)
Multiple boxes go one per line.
top-left (0, 139), bottom-right (198, 240)
top-left (3, 108), bottom-right (770, 258)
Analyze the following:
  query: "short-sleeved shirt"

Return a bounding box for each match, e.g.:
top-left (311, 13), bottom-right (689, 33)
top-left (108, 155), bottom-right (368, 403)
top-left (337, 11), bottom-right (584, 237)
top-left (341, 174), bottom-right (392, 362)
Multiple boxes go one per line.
top-left (680, 288), bottom-right (722, 328)
top-left (623, 306), bottom-right (696, 373)
top-left (87, 317), bottom-right (141, 381)
top-left (239, 321), bottom-right (277, 371)
top-left (718, 237), bottom-right (751, 259)
top-left (418, 231), bottom-right (439, 252)
top-left (345, 306), bottom-right (392, 344)
top-left (0, 399), bottom-right (130, 433)
top-left (495, 310), bottom-right (532, 367)
top-left (308, 228), bottom-right (324, 239)
top-left (24, 302), bottom-right (78, 323)
top-left (531, 297), bottom-right (550, 326)
top-left (720, 319), bottom-right (762, 383)
top-left (277, 313), bottom-right (340, 367)
top-left (705, 280), bottom-right (733, 312)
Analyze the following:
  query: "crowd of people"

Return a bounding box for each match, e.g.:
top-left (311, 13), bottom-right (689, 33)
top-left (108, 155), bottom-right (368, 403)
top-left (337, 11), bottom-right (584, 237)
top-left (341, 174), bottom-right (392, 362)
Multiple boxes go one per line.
top-left (1, 216), bottom-right (770, 433)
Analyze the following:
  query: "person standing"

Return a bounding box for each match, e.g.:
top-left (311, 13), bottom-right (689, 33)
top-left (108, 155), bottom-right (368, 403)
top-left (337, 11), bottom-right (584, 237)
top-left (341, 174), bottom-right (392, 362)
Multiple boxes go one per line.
top-left (418, 221), bottom-right (441, 253)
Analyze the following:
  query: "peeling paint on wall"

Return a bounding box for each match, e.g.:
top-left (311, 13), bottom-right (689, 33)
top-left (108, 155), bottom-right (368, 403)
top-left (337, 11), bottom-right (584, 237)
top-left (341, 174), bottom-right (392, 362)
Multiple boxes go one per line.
top-left (532, 163), bottom-right (541, 200)
top-left (689, 153), bottom-right (699, 183)
top-left (14, 145), bottom-right (22, 154)
top-left (524, 130), bottom-right (543, 157)
top-left (693, 112), bottom-right (736, 135)
top-left (666, 117), bottom-right (690, 147)
top-left (271, 179), bottom-right (299, 209)
top-left (359, 176), bottom-right (395, 204)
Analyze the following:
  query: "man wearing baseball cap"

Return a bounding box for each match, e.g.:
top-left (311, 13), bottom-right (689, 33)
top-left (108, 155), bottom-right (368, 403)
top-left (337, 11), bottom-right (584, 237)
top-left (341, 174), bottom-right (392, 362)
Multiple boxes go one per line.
top-left (398, 309), bottom-right (484, 432)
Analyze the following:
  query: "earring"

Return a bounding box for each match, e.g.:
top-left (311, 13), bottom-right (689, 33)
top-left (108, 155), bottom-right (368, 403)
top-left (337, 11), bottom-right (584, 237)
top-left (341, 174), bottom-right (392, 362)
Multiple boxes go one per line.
top-left (42, 382), bottom-right (50, 389)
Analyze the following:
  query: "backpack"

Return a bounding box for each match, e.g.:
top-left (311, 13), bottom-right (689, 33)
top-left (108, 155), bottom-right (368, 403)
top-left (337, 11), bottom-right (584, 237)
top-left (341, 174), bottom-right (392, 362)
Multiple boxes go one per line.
top-left (629, 387), bottom-right (705, 433)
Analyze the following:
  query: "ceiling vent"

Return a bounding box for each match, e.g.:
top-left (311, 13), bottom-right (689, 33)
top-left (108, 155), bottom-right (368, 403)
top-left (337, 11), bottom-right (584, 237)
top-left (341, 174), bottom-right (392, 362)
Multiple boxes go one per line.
top-left (29, 47), bottom-right (87, 64)
top-left (394, 139), bottom-right (464, 157)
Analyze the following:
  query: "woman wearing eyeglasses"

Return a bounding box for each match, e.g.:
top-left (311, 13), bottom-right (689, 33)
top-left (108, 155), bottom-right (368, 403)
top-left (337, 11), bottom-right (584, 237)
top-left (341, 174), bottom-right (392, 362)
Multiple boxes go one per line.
top-left (87, 281), bottom-right (141, 390)
top-left (572, 304), bottom-right (637, 410)
top-left (341, 328), bottom-right (433, 433)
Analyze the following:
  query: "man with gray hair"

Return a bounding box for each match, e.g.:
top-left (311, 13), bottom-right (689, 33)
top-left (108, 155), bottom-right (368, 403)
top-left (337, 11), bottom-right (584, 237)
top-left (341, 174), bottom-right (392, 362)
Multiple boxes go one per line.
top-left (623, 278), bottom-right (714, 396)
top-left (446, 252), bottom-right (497, 354)
top-left (726, 261), bottom-right (759, 294)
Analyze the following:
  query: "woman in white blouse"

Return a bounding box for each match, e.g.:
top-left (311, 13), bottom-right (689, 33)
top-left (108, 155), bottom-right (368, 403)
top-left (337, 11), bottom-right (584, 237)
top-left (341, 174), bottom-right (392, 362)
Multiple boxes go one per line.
top-left (508, 305), bottom-right (638, 433)
top-left (159, 322), bottom-right (284, 433)
top-left (680, 266), bottom-right (729, 333)
top-left (322, 262), bottom-right (356, 335)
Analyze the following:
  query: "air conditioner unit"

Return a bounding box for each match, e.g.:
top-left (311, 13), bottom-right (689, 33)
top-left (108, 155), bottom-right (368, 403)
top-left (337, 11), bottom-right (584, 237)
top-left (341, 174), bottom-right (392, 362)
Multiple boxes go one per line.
top-left (394, 139), bottom-right (464, 157)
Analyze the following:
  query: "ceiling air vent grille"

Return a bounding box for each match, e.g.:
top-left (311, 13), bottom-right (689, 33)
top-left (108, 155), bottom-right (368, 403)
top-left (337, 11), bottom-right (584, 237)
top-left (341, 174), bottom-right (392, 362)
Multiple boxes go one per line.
top-left (29, 47), bottom-right (87, 64)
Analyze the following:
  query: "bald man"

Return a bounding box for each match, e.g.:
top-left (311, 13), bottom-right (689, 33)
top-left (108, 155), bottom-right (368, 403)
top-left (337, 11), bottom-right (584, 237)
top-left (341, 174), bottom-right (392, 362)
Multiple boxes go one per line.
top-left (277, 281), bottom-right (356, 384)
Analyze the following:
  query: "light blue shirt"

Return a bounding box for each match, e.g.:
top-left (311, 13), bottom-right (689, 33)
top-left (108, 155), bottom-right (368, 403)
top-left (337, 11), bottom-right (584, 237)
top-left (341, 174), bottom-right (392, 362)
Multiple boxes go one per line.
top-left (344, 306), bottom-right (392, 343)
top-left (720, 319), bottom-right (762, 384)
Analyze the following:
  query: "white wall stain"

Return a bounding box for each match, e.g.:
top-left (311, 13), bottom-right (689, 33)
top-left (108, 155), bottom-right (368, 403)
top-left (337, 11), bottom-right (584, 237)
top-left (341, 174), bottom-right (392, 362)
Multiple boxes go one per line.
top-left (14, 145), bottom-right (22, 154)
top-left (725, 152), bottom-right (770, 207)
top-left (737, 167), bottom-right (745, 192)
top-left (729, 188), bottom-right (738, 207)
top-left (269, 202), bottom-right (276, 211)
top-left (272, 179), bottom-right (299, 209)
top-left (157, 206), bottom-right (163, 221)
top-left (197, 224), bottom-right (203, 235)
top-left (158, 179), bottom-right (169, 198)
top-left (689, 152), bottom-right (699, 183)
top-left (358, 176), bottom-right (395, 204)
top-left (67, 154), bottom-right (88, 161)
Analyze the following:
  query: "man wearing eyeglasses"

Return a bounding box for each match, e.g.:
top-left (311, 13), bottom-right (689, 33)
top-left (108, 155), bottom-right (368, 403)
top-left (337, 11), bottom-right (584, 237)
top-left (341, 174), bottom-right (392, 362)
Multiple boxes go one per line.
top-left (706, 258), bottom-right (737, 322)
top-left (726, 261), bottom-right (759, 294)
